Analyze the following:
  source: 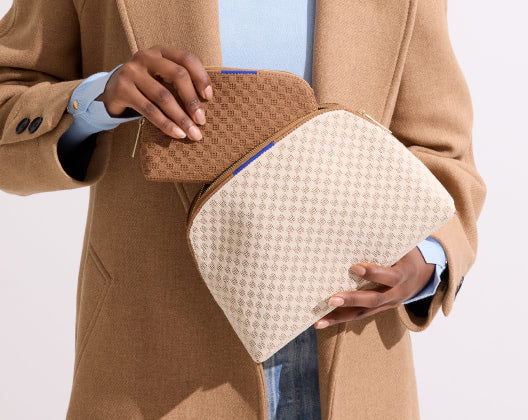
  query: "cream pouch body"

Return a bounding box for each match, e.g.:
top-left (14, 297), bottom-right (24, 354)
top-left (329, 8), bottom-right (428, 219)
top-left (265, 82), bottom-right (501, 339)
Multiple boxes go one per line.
top-left (186, 105), bottom-right (455, 363)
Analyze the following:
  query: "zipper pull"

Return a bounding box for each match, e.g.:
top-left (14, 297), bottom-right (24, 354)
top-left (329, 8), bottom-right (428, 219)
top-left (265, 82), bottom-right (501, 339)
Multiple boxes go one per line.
top-left (357, 109), bottom-right (392, 134)
top-left (131, 117), bottom-right (145, 158)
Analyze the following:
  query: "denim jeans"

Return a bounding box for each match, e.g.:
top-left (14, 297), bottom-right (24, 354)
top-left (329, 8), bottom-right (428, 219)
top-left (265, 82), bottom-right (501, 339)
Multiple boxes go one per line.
top-left (262, 325), bottom-right (322, 420)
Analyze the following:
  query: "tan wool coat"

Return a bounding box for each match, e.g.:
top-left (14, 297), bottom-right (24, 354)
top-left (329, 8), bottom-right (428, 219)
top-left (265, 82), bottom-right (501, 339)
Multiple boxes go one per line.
top-left (0, 0), bottom-right (487, 419)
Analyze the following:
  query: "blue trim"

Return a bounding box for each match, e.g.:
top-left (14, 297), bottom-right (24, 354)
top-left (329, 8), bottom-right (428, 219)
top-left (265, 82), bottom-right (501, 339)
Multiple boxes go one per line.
top-left (221, 70), bottom-right (258, 74)
top-left (233, 142), bottom-right (275, 175)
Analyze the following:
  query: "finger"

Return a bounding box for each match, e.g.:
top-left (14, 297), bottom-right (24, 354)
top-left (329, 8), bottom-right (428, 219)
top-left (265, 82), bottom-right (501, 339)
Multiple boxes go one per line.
top-left (349, 262), bottom-right (404, 288)
top-left (125, 84), bottom-right (187, 139)
top-left (134, 70), bottom-right (203, 141)
top-left (328, 286), bottom-right (400, 309)
top-left (146, 56), bottom-right (207, 127)
top-left (158, 46), bottom-right (213, 100)
top-left (314, 303), bottom-right (398, 328)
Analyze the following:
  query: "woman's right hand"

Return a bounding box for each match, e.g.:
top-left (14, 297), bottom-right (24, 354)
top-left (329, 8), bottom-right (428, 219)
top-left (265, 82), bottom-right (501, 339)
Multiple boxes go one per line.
top-left (98, 45), bottom-right (214, 141)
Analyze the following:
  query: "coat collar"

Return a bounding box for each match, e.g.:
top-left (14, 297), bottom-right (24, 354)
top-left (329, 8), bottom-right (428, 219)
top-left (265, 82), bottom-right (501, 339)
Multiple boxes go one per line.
top-left (115, 1), bottom-right (417, 418)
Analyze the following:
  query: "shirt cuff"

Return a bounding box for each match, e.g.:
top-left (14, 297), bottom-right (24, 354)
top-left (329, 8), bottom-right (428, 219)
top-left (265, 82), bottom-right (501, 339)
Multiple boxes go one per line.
top-left (402, 237), bottom-right (447, 304)
top-left (60, 64), bottom-right (141, 150)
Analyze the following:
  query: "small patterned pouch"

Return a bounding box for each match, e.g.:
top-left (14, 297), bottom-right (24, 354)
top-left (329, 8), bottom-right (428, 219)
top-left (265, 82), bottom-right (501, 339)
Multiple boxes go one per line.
top-left (184, 97), bottom-right (455, 363)
top-left (134, 67), bottom-right (319, 183)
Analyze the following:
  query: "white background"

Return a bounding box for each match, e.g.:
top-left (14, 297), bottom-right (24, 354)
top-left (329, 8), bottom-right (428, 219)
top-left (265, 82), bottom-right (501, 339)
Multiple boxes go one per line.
top-left (0, 0), bottom-right (526, 419)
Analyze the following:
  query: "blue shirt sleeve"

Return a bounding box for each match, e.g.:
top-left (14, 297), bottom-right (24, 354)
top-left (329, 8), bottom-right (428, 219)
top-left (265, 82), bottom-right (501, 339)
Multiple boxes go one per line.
top-left (58, 64), bottom-right (141, 155)
top-left (402, 237), bottom-right (447, 304)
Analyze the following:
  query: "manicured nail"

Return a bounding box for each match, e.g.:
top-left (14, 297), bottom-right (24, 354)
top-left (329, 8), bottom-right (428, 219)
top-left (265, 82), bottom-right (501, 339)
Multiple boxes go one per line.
top-left (204, 85), bottom-right (213, 100)
top-left (315, 320), bottom-right (329, 329)
top-left (194, 108), bottom-right (206, 125)
top-left (172, 126), bottom-right (186, 138)
top-left (328, 297), bottom-right (344, 307)
top-left (189, 125), bottom-right (203, 141)
top-left (352, 265), bottom-right (366, 276)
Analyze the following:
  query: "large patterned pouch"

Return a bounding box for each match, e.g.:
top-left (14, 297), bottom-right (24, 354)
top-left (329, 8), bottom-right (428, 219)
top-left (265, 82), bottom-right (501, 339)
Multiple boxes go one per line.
top-left (184, 101), bottom-right (455, 363)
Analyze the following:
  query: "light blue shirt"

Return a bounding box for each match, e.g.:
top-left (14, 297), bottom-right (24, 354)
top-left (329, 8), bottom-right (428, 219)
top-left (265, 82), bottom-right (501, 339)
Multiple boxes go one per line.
top-left (59, 1), bottom-right (447, 418)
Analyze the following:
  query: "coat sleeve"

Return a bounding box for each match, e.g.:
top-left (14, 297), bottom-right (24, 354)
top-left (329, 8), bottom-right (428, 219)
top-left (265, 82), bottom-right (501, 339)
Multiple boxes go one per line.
top-left (391, 0), bottom-right (487, 331)
top-left (0, 0), bottom-right (112, 196)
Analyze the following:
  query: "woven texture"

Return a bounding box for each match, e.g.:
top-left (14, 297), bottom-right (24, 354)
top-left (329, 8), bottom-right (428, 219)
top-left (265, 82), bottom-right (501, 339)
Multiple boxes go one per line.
top-left (188, 109), bottom-right (455, 363)
top-left (139, 69), bottom-right (318, 183)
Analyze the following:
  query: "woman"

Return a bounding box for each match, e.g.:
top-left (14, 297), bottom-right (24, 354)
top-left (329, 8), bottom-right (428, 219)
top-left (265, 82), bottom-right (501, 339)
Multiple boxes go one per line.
top-left (0, 0), bottom-right (486, 419)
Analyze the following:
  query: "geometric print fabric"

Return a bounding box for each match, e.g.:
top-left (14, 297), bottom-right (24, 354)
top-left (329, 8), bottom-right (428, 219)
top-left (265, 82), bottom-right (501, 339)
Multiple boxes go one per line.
top-left (189, 109), bottom-right (455, 362)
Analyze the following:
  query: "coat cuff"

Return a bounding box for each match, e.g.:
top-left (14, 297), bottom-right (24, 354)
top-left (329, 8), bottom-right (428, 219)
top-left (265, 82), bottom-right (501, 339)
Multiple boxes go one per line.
top-left (396, 213), bottom-right (474, 331)
top-left (0, 79), bottom-right (112, 196)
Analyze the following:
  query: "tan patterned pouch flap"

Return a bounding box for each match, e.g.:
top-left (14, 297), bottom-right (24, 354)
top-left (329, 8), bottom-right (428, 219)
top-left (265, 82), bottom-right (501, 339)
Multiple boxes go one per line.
top-left (135, 67), bottom-right (318, 183)
top-left (186, 106), bottom-right (455, 363)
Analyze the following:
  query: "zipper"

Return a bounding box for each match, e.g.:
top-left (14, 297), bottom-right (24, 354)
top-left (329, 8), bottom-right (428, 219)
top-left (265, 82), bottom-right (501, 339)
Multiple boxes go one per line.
top-left (187, 182), bottom-right (208, 225)
top-left (131, 116), bottom-right (145, 158)
top-left (203, 65), bottom-right (304, 78)
top-left (357, 109), bottom-right (392, 133)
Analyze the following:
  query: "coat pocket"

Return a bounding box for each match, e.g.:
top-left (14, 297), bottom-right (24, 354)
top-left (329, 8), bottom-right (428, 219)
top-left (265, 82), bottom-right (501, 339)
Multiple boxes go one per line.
top-left (74, 243), bottom-right (114, 370)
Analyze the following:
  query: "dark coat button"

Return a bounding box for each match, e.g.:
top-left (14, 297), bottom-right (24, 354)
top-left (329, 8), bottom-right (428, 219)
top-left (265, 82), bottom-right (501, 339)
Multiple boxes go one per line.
top-left (28, 116), bottom-right (43, 134)
top-left (15, 118), bottom-right (30, 134)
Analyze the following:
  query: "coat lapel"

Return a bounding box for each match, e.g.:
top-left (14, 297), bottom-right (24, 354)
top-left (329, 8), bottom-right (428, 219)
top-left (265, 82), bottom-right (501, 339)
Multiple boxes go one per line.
top-left (115, 1), bottom-right (417, 418)
top-left (311, 0), bottom-right (418, 126)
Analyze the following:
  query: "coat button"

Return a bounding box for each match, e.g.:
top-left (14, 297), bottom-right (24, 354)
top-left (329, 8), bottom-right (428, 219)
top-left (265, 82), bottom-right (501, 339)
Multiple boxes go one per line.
top-left (28, 116), bottom-right (43, 134)
top-left (15, 117), bottom-right (30, 134)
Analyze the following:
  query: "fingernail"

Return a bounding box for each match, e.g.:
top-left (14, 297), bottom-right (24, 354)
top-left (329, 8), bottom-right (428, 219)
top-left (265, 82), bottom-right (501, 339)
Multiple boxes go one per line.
top-left (352, 265), bottom-right (366, 276)
top-left (172, 126), bottom-right (186, 138)
top-left (315, 320), bottom-right (329, 329)
top-left (204, 85), bottom-right (213, 100)
top-left (189, 125), bottom-right (203, 141)
top-left (194, 108), bottom-right (206, 125)
top-left (328, 297), bottom-right (344, 307)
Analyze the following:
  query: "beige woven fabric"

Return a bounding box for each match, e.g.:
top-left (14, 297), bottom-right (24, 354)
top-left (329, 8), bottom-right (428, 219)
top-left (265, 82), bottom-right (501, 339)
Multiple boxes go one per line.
top-left (139, 68), bottom-right (318, 183)
top-left (188, 109), bottom-right (455, 363)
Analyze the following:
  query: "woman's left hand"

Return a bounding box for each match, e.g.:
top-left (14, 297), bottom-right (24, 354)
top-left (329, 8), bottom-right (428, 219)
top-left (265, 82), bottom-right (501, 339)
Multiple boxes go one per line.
top-left (313, 247), bottom-right (435, 329)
